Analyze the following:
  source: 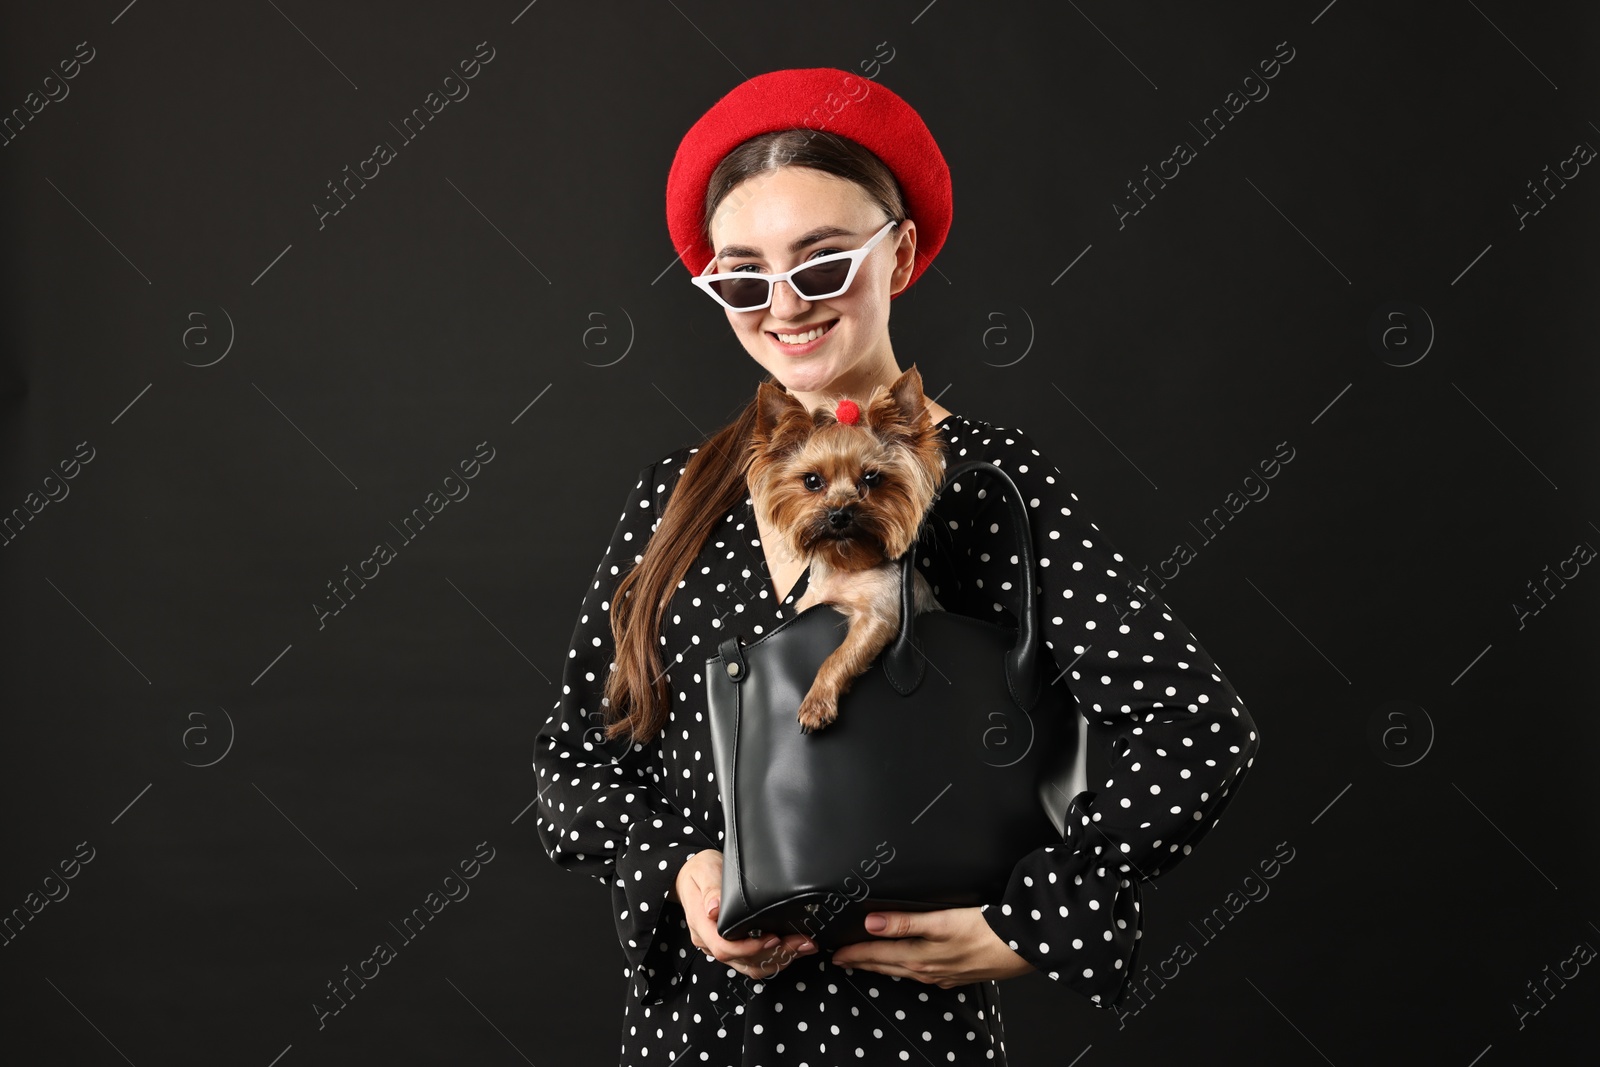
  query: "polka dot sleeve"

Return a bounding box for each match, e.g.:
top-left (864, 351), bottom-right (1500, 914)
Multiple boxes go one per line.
top-left (944, 425), bottom-right (1261, 1009)
top-left (532, 457), bottom-right (716, 1007)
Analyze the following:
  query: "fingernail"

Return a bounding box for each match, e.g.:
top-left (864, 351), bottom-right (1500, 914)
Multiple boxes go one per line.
top-left (707, 896), bottom-right (719, 916)
top-left (865, 914), bottom-right (887, 932)
top-left (761, 935), bottom-right (780, 949)
top-left (799, 939), bottom-right (816, 953)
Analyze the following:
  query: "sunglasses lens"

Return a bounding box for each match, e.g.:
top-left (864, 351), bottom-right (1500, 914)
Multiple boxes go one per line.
top-left (703, 251), bottom-right (859, 309)
top-left (791, 259), bottom-right (850, 299)
top-left (708, 276), bottom-right (771, 309)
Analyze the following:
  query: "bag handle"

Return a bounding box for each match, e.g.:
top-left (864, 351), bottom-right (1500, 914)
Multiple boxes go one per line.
top-left (883, 459), bottom-right (1044, 709)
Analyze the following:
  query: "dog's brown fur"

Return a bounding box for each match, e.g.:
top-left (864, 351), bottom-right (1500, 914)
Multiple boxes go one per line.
top-left (747, 365), bottom-right (948, 732)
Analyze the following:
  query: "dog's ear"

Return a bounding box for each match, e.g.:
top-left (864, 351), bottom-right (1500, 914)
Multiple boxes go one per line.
top-left (865, 364), bottom-right (929, 439)
top-left (887, 364), bottom-right (928, 422)
top-left (753, 380), bottom-right (811, 452)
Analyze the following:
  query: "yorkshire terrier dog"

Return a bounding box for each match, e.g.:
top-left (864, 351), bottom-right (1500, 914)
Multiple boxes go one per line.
top-left (747, 365), bottom-right (949, 733)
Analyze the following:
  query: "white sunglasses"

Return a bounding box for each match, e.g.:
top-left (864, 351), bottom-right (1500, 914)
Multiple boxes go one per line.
top-left (692, 219), bottom-right (900, 312)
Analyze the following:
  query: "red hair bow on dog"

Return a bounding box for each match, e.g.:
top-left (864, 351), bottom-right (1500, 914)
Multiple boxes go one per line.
top-left (834, 398), bottom-right (861, 425)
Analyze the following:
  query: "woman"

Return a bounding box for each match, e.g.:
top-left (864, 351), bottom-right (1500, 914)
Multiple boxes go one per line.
top-left (534, 68), bottom-right (1260, 1065)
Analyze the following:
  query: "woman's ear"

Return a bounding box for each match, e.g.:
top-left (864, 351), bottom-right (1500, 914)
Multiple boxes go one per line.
top-left (887, 219), bottom-right (918, 297)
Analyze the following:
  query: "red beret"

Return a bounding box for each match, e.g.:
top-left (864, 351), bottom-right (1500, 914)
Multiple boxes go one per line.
top-left (666, 67), bottom-right (952, 298)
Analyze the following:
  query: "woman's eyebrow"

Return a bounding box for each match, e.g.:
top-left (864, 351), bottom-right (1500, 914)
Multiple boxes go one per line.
top-left (715, 225), bottom-right (858, 260)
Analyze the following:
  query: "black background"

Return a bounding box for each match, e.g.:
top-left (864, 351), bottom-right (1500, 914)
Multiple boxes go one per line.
top-left (2, 1), bottom-right (1596, 1064)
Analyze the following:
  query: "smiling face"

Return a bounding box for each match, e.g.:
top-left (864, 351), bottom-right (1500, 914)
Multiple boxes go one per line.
top-left (705, 166), bottom-right (917, 404)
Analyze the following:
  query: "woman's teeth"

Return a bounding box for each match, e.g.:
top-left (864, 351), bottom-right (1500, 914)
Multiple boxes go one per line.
top-left (774, 321), bottom-right (834, 345)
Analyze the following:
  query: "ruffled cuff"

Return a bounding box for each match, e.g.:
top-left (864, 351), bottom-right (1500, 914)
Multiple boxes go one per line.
top-left (979, 792), bottom-right (1144, 1009)
top-left (612, 809), bottom-right (717, 1006)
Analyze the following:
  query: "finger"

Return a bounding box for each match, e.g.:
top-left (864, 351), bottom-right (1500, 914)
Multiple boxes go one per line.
top-left (830, 911), bottom-right (908, 966)
top-left (697, 922), bottom-right (783, 963)
top-left (834, 956), bottom-right (914, 980)
top-left (774, 935), bottom-right (819, 969)
top-left (833, 934), bottom-right (922, 969)
top-left (698, 893), bottom-right (779, 951)
top-left (861, 910), bottom-right (923, 938)
top-left (739, 934), bottom-right (816, 977)
top-left (698, 935), bottom-right (774, 965)
top-left (716, 940), bottom-right (795, 981)
top-left (746, 946), bottom-right (798, 980)
top-left (691, 892), bottom-right (758, 951)
top-left (781, 934), bottom-right (815, 956)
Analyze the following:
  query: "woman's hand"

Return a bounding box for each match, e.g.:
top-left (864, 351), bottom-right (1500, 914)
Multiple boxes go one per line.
top-left (827, 907), bottom-right (1037, 988)
top-left (674, 849), bottom-right (818, 980)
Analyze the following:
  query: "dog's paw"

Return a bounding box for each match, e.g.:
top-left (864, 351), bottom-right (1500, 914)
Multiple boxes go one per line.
top-left (796, 691), bottom-right (839, 734)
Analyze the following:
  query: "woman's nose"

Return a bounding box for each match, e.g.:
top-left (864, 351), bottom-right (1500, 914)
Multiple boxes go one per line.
top-left (769, 278), bottom-right (812, 317)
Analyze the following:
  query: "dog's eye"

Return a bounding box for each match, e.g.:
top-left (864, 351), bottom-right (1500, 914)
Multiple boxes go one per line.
top-left (861, 470), bottom-right (881, 488)
top-left (802, 473), bottom-right (823, 492)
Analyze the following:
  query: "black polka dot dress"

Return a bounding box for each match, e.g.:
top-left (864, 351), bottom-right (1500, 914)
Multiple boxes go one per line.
top-left (534, 414), bottom-right (1261, 1065)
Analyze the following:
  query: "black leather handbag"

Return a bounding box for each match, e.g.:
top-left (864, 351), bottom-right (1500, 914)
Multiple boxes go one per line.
top-left (705, 458), bottom-right (1085, 950)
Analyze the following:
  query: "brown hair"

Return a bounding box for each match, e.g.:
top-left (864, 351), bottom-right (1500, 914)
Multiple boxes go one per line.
top-left (601, 129), bottom-right (909, 746)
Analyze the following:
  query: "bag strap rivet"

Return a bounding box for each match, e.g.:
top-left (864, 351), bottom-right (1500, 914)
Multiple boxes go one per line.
top-left (718, 634), bottom-right (748, 683)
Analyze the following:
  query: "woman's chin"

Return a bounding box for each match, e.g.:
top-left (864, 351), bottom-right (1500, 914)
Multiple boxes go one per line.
top-left (752, 352), bottom-right (829, 386)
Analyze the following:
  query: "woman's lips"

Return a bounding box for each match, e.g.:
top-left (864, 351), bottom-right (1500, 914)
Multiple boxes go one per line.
top-left (767, 319), bottom-right (838, 355)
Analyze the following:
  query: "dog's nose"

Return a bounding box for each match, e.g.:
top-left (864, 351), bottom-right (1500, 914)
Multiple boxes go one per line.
top-left (827, 507), bottom-right (854, 529)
